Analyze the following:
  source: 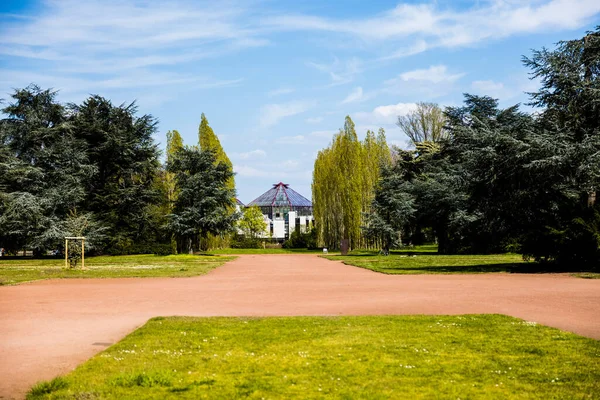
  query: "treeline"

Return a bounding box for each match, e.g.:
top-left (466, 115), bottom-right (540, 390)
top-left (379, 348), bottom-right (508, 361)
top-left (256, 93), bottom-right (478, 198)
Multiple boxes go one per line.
top-left (363, 28), bottom-right (600, 268)
top-left (312, 117), bottom-right (391, 249)
top-left (0, 87), bottom-right (236, 255)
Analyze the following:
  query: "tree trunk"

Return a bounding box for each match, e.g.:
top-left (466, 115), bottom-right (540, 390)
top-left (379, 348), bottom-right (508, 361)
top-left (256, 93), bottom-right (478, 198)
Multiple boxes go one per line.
top-left (588, 191), bottom-right (596, 207)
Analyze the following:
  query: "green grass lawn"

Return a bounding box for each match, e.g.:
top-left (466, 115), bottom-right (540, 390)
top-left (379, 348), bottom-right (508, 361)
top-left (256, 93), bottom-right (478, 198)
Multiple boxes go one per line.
top-left (207, 248), bottom-right (323, 255)
top-left (28, 315), bottom-right (600, 399)
top-left (323, 251), bottom-right (530, 275)
top-left (323, 245), bottom-right (599, 276)
top-left (0, 254), bottom-right (235, 285)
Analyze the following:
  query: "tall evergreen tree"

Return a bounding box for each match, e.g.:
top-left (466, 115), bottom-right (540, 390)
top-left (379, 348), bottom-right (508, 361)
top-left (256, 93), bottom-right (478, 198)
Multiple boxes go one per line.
top-left (0, 85), bottom-right (93, 254)
top-left (69, 96), bottom-right (161, 251)
top-left (198, 113), bottom-right (236, 249)
top-left (167, 147), bottom-right (237, 253)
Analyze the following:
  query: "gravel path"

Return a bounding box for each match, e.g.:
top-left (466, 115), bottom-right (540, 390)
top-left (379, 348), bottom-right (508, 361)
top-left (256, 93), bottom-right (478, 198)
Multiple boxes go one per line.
top-left (1, 254), bottom-right (598, 398)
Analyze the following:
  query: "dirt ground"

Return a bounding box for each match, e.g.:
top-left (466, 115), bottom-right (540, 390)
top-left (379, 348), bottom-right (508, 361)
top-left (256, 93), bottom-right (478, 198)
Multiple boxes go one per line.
top-left (1, 254), bottom-right (599, 399)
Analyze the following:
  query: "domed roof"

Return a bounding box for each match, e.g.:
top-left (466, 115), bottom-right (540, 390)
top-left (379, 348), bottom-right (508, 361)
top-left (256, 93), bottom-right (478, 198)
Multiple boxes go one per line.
top-left (248, 182), bottom-right (312, 208)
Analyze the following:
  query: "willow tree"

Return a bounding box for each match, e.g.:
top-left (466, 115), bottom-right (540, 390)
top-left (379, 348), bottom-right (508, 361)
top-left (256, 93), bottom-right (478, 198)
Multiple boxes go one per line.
top-left (313, 116), bottom-right (390, 250)
top-left (198, 113), bottom-right (236, 249)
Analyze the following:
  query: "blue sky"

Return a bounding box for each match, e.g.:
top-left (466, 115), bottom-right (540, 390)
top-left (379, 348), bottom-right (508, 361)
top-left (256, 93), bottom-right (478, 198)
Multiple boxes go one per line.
top-left (1, 0), bottom-right (599, 202)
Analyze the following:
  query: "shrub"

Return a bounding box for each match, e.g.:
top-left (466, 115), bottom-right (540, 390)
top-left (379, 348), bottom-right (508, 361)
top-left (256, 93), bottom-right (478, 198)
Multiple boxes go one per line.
top-left (230, 237), bottom-right (262, 249)
top-left (283, 228), bottom-right (318, 249)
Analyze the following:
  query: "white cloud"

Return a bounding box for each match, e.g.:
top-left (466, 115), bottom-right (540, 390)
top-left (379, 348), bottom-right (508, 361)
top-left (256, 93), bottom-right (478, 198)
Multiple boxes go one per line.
top-left (471, 80), bottom-right (507, 97)
top-left (0, 1), bottom-right (258, 97)
top-left (268, 87), bottom-right (295, 97)
top-left (282, 160), bottom-right (300, 169)
top-left (234, 149), bottom-right (267, 160)
top-left (275, 135), bottom-right (305, 144)
top-left (306, 57), bottom-right (361, 86)
top-left (264, 1), bottom-right (600, 54)
top-left (341, 87), bottom-right (364, 104)
top-left (398, 65), bottom-right (464, 84)
top-left (234, 164), bottom-right (288, 178)
top-left (259, 101), bottom-right (313, 128)
top-left (309, 130), bottom-right (337, 138)
top-left (355, 102), bottom-right (418, 126)
top-left (306, 116), bottom-right (324, 124)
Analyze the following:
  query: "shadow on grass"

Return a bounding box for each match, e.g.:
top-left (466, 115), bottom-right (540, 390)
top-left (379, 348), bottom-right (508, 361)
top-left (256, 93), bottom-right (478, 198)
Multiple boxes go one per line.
top-left (370, 263), bottom-right (598, 274)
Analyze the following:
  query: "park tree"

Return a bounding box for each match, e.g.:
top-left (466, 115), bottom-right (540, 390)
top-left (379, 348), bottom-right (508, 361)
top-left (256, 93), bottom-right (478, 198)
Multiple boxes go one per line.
top-left (239, 205), bottom-right (267, 239)
top-left (363, 159), bottom-right (415, 253)
top-left (69, 96), bottom-right (161, 251)
top-left (0, 85), bottom-right (93, 254)
top-left (198, 113), bottom-right (234, 190)
top-left (198, 113), bottom-right (236, 249)
top-left (167, 146), bottom-right (238, 253)
top-left (396, 102), bottom-right (447, 147)
top-left (313, 116), bottom-right (390, 250)
top-left (165, 130), bottom-right (184, 207)
top-left (520, 26), bottom-right (600, 266)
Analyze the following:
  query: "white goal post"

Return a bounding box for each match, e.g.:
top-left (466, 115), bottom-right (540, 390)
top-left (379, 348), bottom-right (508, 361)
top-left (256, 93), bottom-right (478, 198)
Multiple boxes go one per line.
top-left (65, 236), bottom-right (86, 269)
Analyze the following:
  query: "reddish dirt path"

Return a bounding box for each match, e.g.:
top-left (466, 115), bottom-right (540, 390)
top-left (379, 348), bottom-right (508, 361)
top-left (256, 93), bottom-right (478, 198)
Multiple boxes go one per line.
top-left (1, 254), bottom-right (599, 398)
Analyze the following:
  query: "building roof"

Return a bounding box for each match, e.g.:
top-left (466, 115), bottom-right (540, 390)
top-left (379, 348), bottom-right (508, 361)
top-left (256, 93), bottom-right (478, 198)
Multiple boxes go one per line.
top-left (235, 198), bottom-right (245, 206)
top-left (248, 182), bottom-right (312, 208)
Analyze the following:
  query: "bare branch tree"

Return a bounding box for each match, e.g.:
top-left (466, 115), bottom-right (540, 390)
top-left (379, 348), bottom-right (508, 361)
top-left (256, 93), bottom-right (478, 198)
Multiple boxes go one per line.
top-left (396, 102), bottom-right (447, 146)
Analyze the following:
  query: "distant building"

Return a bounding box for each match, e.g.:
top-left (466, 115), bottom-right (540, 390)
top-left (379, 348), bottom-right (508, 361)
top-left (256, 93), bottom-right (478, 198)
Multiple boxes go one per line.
top-left (246, 182), bottom-right (314, 241)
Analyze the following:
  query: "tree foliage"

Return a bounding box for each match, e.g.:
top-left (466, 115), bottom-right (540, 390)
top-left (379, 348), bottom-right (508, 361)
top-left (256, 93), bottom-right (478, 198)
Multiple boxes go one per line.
top-left (239, 205), bottom-right (267, 239)
top-left (0, 87), bottom-right (239, 255)
top-left (361, 27), bottom-right (600, 269)
top-left (396, 102), bottom-right (448, 146)
top-left (167, 147), bottom-right (238, 253)
top-left (312, 116), bottom-right (391, 249)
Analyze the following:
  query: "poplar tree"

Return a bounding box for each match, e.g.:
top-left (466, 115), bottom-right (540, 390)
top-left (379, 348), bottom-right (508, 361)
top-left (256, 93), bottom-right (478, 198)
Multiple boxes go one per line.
top-left (198, 113), bottom-right (234, 190)
top-left (312, 116), bottom-right (390, 250)
top-left (198, 113), bottom-right (236, 249)
top-left (165, 130), bottom-right (183, 207)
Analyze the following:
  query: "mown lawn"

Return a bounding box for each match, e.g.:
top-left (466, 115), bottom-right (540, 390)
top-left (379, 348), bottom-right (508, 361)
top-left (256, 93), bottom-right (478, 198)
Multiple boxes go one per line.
top-left (323, 251), bottom-right (529, 274)
top-left (323, 245), bottom-right (599, 276)
top-left (28, 315), bottom-right (600, 399)
top-left (0, 254), bottom-right (235, 285)
top-left (207, 248), bottom-right (323, 255)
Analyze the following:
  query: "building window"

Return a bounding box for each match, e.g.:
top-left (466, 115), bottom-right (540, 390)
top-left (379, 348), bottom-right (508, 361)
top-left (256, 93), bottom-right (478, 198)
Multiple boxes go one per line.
top-left (275, 212), bottom-right (281, 218)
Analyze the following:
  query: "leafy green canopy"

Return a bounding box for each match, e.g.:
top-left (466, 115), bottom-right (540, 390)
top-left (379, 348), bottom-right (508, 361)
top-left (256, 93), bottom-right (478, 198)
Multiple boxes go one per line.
top-left (363, 27), bottom-right (600, 268)
top-left (0, 85), bottom-right (97, 253)
top-left (313, 116), bottom-right (391, 250)
top-left (239, 205), bottom-right (267, 239)
top-left (167, 146), bottom-right (238, 253)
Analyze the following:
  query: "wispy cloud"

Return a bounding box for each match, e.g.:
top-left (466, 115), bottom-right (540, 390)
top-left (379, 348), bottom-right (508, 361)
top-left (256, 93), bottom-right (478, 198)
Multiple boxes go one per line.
top-left (395, 65), bottom-right (464, 84)
top-left (234, 164), bottom-right (287, 178)
top-left (0, 0), bottom-right (257, 98)
top-left (306, 116), bottom-right (324, 124)
top-left (264, 1), bottom-right (600, 51)
top-left (306, 57), bottom-right (361, 86)
top-left (233, 149), bottom-right (267, 160)
top-left (309, 130), bottom-right (337, 138)
top-left (341, 87), bottom-right (364, 104)
top-left (355, 102), bottom-right (418, 126)
top-left (275, 135), bottom-right (306, 144)
top-left (268, 87), bottom-right (295, 97)
top-left (259, 101), bottom-right (313, 128)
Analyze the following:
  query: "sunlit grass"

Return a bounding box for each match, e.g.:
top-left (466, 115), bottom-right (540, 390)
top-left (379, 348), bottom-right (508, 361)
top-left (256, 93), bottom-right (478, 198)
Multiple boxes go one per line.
top-left (324, 251), bottom-right (529, 274)
top-left (27, 315), bottom-right (600, 399)
top-left (207, 248), bottom-right (323, 254)
top-left (0, 254), bottom-right (235, 285)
